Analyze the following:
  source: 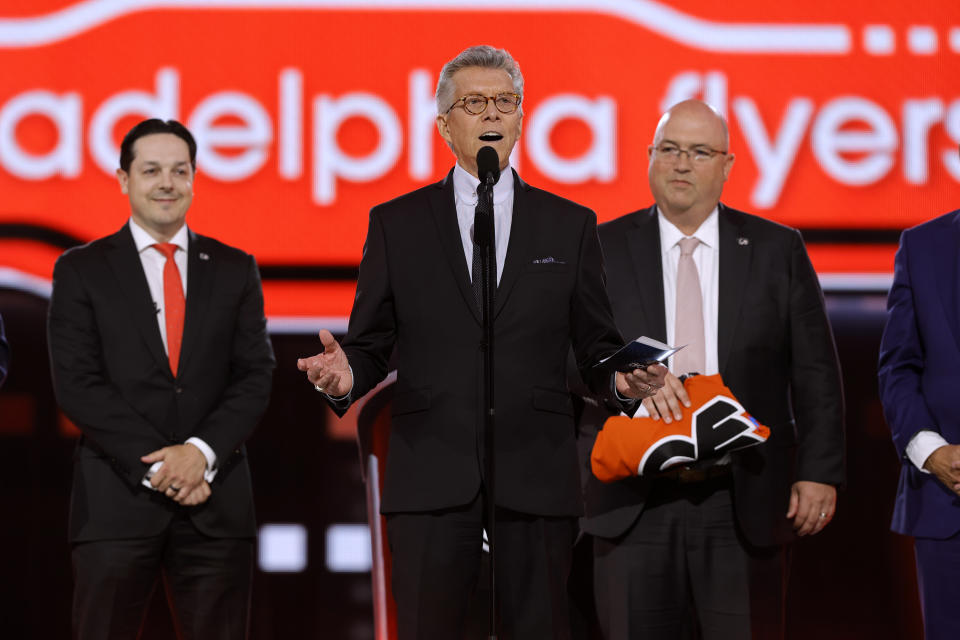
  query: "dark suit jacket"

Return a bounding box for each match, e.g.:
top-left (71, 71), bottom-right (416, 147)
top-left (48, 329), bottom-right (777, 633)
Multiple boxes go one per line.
top-left (48, 224), bottom-right (276, 543)
top-left (878, 209), bottom-right (960, 539)
top-left (333, 169), bottom-right (626, 518)
top-left (580, 204), bottom-right (844, 547)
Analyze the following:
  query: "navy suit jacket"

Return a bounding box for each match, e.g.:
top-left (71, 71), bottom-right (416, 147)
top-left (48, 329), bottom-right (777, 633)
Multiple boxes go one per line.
top-left (879, 209), bottom-right (960, 539)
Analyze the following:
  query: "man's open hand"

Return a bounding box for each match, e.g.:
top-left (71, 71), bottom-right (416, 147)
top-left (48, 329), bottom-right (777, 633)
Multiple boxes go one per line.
top-left (297, 329), bottom-right (353, 397)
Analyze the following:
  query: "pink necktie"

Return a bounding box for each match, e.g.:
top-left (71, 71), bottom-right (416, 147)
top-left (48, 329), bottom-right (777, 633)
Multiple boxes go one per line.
top-left (673, 237), bottom-right (705, 376)
top-left (152, 243), bottom-right (185, 377)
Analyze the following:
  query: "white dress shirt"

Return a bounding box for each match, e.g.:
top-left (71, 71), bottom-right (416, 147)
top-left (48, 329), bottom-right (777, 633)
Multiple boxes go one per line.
top-left (129, 218), bottom-right (217, 489)
top-left (907, 431), bottom-right (948, 473)
top-left (453, 162), bottom-right (514, 285)
top-left (631, 208), bottom-right (720, 419)
top-left (659, 208), bottom-right (720, 377)
top-left (129, 218), bottom-right (188, 353)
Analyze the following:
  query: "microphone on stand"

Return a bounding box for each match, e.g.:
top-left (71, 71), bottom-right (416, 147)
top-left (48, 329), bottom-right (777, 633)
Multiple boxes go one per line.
top-left (477, 145), bottom-right (500, 185)
top-left (475, 146), bottom-right (500, 249)
top-left (474, 143), bottom-right (500, 640)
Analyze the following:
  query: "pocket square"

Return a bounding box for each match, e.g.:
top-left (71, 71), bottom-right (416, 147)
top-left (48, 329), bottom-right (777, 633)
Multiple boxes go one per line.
top-left (531, 257), bottom-right (565, 265)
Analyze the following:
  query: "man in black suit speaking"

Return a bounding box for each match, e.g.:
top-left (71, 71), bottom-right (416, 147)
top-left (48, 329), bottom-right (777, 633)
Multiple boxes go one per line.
top-left (48, 119), bottom-right (275, 639)
top-left (581, 100), bottom-right (845, 639)
top-left (297, 45), bottom-right (665, 639)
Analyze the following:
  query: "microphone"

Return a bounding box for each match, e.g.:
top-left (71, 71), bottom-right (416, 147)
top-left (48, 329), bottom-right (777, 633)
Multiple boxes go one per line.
top-left (474, 147), bottom-right (499, 249)
top-left (476, 146), bottom-right (500, 186)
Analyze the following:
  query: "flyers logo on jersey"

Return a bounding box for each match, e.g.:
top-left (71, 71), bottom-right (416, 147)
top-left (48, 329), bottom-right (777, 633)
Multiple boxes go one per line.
top-left (591, 374), bottom-right (770, 483)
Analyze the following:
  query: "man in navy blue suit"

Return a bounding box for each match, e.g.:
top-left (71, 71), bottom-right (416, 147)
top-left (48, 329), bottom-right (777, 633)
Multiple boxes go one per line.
top-left (878, 184), bottom-right (960, 640)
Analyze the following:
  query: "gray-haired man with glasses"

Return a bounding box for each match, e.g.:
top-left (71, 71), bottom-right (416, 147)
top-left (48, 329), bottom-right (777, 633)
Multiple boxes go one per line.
top-left (579, 99), bottom-right (844, 639)
top-left (297, 45), bottom-right (665, 639)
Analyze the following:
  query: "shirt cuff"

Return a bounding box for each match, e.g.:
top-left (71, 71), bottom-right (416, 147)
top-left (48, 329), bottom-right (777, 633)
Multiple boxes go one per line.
top-left (906, 430), bottom-right (949, 473)
top-left (612, 372), bottom-right (628, 401)
top-left (610, 372), bottom-right (640, 416)
top-left (186, 437), bottom-right (218, 482)
top-left (141, 461), bottom-right (164, 490)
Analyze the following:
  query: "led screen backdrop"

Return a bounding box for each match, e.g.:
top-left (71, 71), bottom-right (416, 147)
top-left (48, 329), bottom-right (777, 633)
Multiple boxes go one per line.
top-left (1, 0), bottom-right (958, 318)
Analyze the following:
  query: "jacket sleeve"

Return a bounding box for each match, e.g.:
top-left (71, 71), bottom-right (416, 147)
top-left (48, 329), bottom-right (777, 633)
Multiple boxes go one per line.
top-left (569, 210), bottom-right (634, 413)
top-left (336, 208), bottom-right (396, 413)
top-left (47, 255), bottom-right (168, 487)
top-left (190, 254), bottom-right (276, 463)
top-left (878, 231), bottom-right (940, 458)
top-left (787, 229), bottom-right (845, 485)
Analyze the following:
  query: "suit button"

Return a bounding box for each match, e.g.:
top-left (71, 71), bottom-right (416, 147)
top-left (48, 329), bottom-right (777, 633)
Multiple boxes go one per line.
top-left (175, 386), bottom-right (183, 394)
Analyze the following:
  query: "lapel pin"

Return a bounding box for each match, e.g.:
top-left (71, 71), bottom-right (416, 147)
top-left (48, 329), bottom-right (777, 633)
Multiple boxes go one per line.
top-left (738, 237), bottom-right (749, 246)
top-left (199, 252), bottom-right (210, 261)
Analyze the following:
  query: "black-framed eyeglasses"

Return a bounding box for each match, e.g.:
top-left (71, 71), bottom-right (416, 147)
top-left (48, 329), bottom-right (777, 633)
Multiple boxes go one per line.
top-left (655, 143), bottom-right (728, 163)
top-left (445, 93), bottom-right (522, 115)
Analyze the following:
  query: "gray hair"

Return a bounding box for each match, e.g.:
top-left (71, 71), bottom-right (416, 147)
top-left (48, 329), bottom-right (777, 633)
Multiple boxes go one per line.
top-left (435, 45), bottom-right (524, 115)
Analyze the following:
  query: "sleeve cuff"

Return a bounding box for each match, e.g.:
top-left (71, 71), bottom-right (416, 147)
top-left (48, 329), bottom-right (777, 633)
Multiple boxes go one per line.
top-left (186, 437), bottom-right (218, 482)
top-left (906, 430), bottom-right (949, 473)
top-left (141, 461), bottom-right (163, 490)
top-left (611, 372), bottom-right (639, 416)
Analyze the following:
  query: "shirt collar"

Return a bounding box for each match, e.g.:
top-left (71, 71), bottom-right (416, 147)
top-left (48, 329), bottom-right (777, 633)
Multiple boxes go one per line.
top-left (129, 218), bottom-right (189, 255)
top-left (656, 206), bottom-right (719, 254)
top-left (453, 161), bottom-right (515, 207)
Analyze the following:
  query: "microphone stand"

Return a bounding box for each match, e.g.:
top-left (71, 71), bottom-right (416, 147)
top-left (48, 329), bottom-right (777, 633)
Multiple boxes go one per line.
top-left (476, 175), bottom-right (498, 640)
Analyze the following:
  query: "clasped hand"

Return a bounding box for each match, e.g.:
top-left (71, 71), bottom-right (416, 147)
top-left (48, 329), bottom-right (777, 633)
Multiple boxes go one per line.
top-left (141, 443), bottom-right (210, 506)
top-left (923, 444), bottom-right (960, 496)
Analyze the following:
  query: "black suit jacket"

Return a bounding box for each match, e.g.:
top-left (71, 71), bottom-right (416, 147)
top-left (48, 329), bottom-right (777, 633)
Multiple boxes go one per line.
top-left (48, 224), bottom-right (276, 542)
top-left (580, 204), bottom-right (844, 547)
top-left (0, 313), bottom-right (8, 388)
top-left (333, 169), bottom-right (626, 517)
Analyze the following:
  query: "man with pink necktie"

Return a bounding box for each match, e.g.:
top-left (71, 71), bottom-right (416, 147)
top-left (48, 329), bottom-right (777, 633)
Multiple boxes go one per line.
top-left (47, 119), bottom-right (275, 639)
top-left (579, 100), bottom-right (845, 639)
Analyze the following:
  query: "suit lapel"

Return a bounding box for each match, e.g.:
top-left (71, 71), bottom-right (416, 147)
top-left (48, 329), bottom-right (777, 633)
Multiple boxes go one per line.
top-left (717, 205), bottom-right (751, 376)
top-left (104, 225), bottom-right (169, 373)
top-left (934, 212), bottom-right (960, 352)
top-left (627, 207), bottom-right (667, 342)
top-left (494, 170), bottom-right (532, 319)
top-left (178, 230), bottom-right (215, 374)
top-left (428, 170), bottom-right (480, 324)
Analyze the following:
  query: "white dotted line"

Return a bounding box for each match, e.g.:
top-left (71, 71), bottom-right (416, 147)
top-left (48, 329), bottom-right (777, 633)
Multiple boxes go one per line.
top-left (862, 25), bottom-right (960, 55)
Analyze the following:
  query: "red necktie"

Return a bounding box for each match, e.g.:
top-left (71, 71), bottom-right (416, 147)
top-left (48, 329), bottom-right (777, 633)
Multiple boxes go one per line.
top-left (153, 243), bottom-right (185, 377)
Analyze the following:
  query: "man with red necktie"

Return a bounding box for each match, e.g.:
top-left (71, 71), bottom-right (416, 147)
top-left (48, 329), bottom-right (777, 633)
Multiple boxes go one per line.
top-left (47, 119), bottom-right (275, 639)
